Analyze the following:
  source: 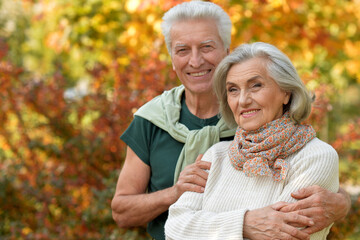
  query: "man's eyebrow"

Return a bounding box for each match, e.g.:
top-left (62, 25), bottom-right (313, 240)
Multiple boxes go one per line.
top-left (174, 40), bottom-right (216, 48)
top-left (201, 40), bottom-right (216, 45)
top-left (174, 43), bottom-right (187, 48)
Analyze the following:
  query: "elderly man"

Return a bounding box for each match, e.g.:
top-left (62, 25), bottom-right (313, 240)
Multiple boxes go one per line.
top-left (111, 1), bottom-right (350, 240)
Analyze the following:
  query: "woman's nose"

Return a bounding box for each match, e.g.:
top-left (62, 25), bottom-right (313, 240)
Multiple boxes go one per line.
top-left (239, 91), bottom-right (252, 106)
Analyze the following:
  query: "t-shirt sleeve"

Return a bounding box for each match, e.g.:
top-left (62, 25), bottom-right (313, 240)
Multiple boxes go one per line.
top-left (120, 115), bottom-right (153, 166)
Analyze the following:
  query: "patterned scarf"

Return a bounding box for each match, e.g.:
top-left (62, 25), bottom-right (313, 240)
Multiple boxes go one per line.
top-left (228, 113), bottom-right (316, 181)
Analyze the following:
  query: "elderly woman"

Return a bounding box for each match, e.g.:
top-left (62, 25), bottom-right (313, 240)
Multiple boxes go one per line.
top-left (165, 42), bottom-right (339, 240)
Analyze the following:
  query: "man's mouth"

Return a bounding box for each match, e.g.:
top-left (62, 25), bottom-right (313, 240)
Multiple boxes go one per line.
top-left (188, 70), bottom-right (210, 77)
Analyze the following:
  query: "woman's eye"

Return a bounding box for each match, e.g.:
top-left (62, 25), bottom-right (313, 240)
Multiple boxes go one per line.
top-left (227, 87), bottom-right (237, 93)
top-left (253, 83), bottom-right (262, 88)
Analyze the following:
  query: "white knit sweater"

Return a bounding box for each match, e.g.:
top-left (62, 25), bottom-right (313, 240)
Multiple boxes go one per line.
top-left (165, 138), bottom-right (339, 240)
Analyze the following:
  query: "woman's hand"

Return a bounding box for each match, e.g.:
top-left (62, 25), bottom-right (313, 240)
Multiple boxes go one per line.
top-left (243, 202), bottom-right (313, 240)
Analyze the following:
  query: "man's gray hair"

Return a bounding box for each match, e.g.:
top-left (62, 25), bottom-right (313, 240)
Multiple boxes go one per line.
top-left (213, 42), bottom-right (314, 127)
top-left (161, 1), bottom-right (232, 56)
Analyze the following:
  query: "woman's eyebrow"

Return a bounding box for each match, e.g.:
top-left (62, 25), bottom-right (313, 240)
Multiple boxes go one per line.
top-left (247, 75), bottom-right (262, 82)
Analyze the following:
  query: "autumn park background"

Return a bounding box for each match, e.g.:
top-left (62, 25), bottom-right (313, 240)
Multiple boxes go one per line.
top-left (0, 0), bottom-right (359, 239)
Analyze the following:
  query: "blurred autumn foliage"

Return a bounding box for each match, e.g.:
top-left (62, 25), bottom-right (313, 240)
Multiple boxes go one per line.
top-left (0, 0), bottom-right (359, 239)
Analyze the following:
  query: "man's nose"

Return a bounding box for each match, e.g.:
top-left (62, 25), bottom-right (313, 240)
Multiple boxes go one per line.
top-left (189, 49), bottom-right (204, 68)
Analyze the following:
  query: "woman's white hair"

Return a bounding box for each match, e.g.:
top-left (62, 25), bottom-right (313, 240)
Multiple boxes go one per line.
top-left (161, 1), bottom-right (232, 55)
top-left (213, 42), bottom-right (314, 127)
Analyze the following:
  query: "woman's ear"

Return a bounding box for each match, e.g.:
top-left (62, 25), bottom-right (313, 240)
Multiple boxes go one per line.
top-left (283, 92), bottom-right (291, 105)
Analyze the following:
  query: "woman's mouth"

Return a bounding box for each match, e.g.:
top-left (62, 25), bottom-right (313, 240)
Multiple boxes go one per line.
top-left (241, 109), bottom-right (260, 118)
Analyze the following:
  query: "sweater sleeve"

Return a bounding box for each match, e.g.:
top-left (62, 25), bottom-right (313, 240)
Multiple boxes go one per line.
top-left (165, 142), bottom-right (248, 240)
top-left (275, 138), bottom-right (340, 240)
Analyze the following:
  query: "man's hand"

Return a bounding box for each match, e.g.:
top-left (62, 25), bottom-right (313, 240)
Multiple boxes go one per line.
top-left (172, 154), bottom-right (211, 199)
top-left (243, 202), bottom-right (314, 240)
top-left (279, 185), bottom-right (351, 234)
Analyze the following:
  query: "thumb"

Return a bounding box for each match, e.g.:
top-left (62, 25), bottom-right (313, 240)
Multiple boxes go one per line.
top-left (291, 185), bottom-right (319, 199)
top-left (271, 201), bottom-right (289, 211)
top-left (195, 154), bottom-right (204, 162)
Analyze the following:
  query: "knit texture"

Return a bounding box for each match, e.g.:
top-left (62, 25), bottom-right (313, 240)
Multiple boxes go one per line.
top-left (229, 113), bottom-right (316, 181)
top-left (165, 139), bottom-right (339, 240)
top-left (134, 85), bottom-right (235, 183)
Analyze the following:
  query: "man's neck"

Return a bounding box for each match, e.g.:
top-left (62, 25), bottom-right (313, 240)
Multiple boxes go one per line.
top-left (184, 91), bottom-right (219, 119)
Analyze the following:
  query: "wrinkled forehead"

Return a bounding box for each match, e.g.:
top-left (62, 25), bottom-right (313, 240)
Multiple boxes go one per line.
top-left (170, 19), bottom-right (222, 47)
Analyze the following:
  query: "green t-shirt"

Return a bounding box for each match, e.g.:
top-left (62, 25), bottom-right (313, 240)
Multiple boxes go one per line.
top-left (120, 96), bottom-right (233, 240)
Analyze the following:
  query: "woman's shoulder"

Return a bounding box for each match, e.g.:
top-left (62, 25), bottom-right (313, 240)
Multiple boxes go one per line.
top-left (202, 141), bottom-right (232, 163)
top-left (302, 137), bottom-right (337, 155)
top-left (209, 141), bottom-right (232, 154)
top-left (292, 137), bottom-right (339, 165)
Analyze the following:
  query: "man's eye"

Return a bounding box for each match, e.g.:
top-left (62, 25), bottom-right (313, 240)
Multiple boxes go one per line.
top-left (176, 49), bottom-right (188, 54)
top-left (202, 45), bottom-right (214, 51)
top-left (253, 83), bottom-right (262, 88)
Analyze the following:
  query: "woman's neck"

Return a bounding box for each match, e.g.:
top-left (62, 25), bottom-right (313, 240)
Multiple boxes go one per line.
top-left (184, 90), bottom-right (219, 119)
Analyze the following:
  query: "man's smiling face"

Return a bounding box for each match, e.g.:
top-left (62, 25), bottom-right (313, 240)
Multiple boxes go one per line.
top-left (170, 18), bottom-right (228, 95)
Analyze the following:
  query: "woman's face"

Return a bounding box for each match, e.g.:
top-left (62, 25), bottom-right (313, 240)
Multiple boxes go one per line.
top-left (226, 57), bottom-right (291, 131)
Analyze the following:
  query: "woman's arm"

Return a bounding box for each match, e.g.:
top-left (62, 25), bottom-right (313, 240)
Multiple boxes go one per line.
top-left (165, 145), bottom-right (247, 239)
top-left (165, 190), bottom-right (249, 240)
top-left (272, 139), bottom-right (339, 239)
top-left (165, 143), bottom-right (314, 240)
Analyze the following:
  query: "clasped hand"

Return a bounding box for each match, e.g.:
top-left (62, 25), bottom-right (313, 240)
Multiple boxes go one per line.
top-left (173, 154), bottom-right (210, 199)
top-left (243, 202), bottom-right (313, 240)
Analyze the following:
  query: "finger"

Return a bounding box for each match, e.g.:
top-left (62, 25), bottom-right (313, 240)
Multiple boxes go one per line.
top-left (184, 173), bottom-right (208, 188)
top-left (180, 165), bottom-right (209, 184)
top-left (281, 224), bottom-right (311, 240)
top-left (195, 160), bottom-right (211, 171)
top-left (181, 161), bottom-right (210, 177)
top-left (280, 198), bottom-right (318, 212)
top-left (195, 154), bottom-right (204, 162)
top-left (280, 202), bottom-right (301, 212)
top-left (284, 212), bottom-right (314, 227)
top-left (297, 206), bottom-right (325, 218)
top-left (301, 225), bottom-right (323, 235)
top-left (271, 201), bottom-right (289, 211)
top-left (291, 185), bottom-right (321, 199)
top-left (181, 182), bottom-right (205, 193)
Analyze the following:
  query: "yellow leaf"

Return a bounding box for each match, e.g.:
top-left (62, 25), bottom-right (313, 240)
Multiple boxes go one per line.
top-left (125, 0), bottom-right (140, 13)
top-left (22, 227), bottom-right (32, 235)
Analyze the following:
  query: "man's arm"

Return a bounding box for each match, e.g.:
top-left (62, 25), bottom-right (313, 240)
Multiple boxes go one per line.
top-left (111, 148), bottom-right (210, 227)
top-left (279, 185), bottom-right (351, 234)
top-left (243, 202), bottom-right (313, 240)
